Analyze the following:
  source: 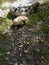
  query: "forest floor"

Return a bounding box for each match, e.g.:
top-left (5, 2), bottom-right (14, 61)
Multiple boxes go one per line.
top-left (0, 1), bottom-right (49, 65)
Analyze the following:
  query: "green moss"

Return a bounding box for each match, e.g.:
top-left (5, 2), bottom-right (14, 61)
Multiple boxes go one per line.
top-left (0, 17), bottom-right (12, 32)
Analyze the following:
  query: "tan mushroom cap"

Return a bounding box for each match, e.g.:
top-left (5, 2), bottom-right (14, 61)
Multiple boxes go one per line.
top-left (13, 15), bottom-right (28, 25)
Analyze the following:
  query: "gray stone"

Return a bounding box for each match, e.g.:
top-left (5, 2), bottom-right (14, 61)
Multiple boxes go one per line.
top-left (10, 0), bottom-right (38, 16)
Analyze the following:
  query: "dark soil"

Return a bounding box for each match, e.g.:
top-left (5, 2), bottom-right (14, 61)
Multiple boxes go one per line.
top-left (0, 2), bottom-right (49, 65)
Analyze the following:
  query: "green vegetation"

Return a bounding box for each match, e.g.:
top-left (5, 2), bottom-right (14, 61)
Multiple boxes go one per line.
top-left (0, 1), bottom-right (49, 65)
top-left (0, 16), bottom-right (12, 33)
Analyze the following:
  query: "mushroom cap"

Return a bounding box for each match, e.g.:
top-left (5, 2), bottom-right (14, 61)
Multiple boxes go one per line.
top-left (21, 12), bottom-right (27, 16)
top-left (13, 16), bottom-right (28, 25)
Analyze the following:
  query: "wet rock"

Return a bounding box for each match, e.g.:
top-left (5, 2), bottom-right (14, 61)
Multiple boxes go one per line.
top-left (10, 0), bottom-right (37, 16)
top-left (13, 15), bottom-right (28, 25)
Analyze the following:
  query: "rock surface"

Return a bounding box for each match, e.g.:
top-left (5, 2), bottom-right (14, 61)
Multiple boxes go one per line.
top-left (10, 0), bottom-right (37, 16)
